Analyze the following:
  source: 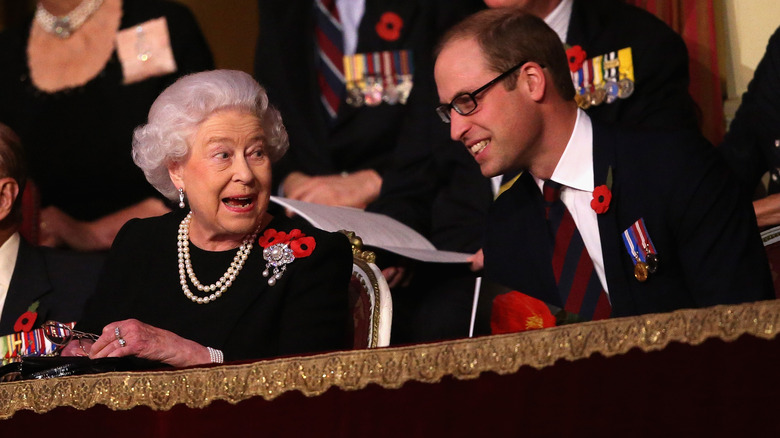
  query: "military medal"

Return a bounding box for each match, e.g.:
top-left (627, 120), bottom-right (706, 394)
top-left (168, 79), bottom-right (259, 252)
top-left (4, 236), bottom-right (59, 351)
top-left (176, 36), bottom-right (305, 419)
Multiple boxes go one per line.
top-left (617, 47), bottom-right (635, 99)
top-left (395, 50), bottom-right (414, 104)
top-left (381, 50), bottom-right (399, 104)
top-left (362, 53), bottom-right (383, 106)
top-left (343, 54), bottom-right (364, 107)
top-left (622, 218), bottom-right (659, 282)
top-left (589, 55), bottom-right (606, 106)
top-left (634, 259), bottom-right (649, 282)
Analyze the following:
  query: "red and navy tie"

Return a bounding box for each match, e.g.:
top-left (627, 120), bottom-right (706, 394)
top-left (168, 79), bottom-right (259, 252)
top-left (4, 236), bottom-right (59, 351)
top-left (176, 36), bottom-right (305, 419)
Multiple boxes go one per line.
top-left (543, 180), bottom-right (611, 320)
top-left (314, 0), bottom-right (345, 120)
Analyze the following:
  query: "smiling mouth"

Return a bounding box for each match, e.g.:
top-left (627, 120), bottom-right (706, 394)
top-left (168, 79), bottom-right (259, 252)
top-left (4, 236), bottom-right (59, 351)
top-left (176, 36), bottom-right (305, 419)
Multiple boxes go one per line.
top-left (222, 197), bottom-right (254, 208)
top-left (468, 139), bottom-right (489, 156)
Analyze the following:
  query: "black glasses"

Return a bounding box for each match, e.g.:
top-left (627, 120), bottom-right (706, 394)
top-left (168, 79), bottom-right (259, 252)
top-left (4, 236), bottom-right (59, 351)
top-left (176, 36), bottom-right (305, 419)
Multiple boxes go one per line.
top-left (436, 60), bottom-right (538, 123)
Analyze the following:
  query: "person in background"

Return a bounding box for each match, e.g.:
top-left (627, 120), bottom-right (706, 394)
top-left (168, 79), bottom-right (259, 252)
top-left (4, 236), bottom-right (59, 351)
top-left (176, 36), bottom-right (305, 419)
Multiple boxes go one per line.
top-left (719, 25), bottom-right (780, 229)
top-left (255, 0), bottom-right (488, 344)
top-left (0, 123), bottom-right (104, 336)
top-left (65, 70), bottom-right (353, 366)
top-left (434, 9), bottom-right (771, 332)
top-left (0, 0), bottom-right (214, 251)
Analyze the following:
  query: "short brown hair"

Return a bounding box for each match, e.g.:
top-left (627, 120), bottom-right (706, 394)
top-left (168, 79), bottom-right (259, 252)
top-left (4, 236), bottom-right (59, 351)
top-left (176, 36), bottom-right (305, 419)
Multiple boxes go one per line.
top-left (436, 9), bottom-right (575, 100)
top-left (0, 123), bottom-right (27, 221)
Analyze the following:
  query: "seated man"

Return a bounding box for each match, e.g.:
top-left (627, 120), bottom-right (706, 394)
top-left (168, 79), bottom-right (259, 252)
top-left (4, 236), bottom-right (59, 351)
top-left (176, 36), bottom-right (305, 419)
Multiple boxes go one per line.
top-left (0, 124), bottom-right (104, 336)
top-left (433, 9), bottom-right (772, 325)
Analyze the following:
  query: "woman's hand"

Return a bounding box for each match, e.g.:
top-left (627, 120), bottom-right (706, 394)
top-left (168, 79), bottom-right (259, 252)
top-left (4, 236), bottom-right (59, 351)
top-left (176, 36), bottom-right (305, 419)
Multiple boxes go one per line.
top-left (467, 249), bottom-right (484, 272)
top-left (87, 319), bottom-right (212, 367)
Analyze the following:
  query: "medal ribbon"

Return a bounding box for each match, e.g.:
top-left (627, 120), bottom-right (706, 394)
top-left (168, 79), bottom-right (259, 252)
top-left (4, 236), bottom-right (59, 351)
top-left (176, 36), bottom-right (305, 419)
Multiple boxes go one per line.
top-left (617, 47), bottom-right (634, 81)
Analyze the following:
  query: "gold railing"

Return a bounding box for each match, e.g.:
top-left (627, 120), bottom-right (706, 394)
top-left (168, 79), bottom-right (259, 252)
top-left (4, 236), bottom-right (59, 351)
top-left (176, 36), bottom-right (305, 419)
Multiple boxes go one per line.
top-left (1, 299), bottom-right (778, 419)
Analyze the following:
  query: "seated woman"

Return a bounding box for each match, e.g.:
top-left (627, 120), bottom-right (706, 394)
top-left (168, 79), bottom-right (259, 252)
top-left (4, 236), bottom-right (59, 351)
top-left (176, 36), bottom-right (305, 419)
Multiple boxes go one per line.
top-left (63, 70), bottom-right (353, 367)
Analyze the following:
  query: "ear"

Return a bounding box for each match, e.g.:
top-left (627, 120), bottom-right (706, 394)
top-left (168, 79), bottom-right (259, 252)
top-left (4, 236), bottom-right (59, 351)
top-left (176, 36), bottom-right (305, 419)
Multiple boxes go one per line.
top-left (0, 177), bottom-right (19, 222)
top-left (167, 161), bottom-right (185, 191)
top-left (518, 62), bottom-right (547, 102)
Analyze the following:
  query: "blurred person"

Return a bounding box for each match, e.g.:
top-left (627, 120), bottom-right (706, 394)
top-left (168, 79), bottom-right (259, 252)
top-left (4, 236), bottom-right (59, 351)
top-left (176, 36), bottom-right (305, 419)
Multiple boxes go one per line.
top-left (0, 123), bottom-right (103, 336)
top-left (0, 0), bottom-right (214, 251)
top-left (719, 25), bottom-right (780, 228)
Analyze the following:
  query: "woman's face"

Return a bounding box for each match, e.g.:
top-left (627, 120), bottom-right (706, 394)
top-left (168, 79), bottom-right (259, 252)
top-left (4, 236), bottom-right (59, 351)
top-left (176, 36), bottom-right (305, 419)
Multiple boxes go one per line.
top-left (169, 109), bottom-right (272, 249)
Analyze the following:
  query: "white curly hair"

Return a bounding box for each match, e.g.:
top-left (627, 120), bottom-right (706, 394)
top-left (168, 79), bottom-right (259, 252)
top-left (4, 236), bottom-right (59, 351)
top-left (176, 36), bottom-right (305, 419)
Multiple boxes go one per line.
top-left (132, 69), bottom-right (289, 200)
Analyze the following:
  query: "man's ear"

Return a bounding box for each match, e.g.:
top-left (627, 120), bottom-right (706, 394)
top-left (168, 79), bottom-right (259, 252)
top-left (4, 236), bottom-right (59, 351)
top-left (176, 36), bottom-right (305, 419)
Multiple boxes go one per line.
top-left (0, 177), bottom-right (19, 223)
top-left (520, 62), bottom-right (547, 102)
top-left (167, 161), bottom-right (184, 191)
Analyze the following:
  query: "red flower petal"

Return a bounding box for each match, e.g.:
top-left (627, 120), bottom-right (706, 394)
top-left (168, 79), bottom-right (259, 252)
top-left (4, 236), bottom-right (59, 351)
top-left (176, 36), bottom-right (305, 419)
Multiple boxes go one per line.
top-left (258, 229), bottom-right (289, 247)
top-left (590, 184), bottom-right (612, 214)
top-left (14, 311), bottom-right (37, 333)
top-left (285, 229), bottom-right (304, 242)
top-left (375, 11), bottom-right (403, 41)
top-left (290, 236), bottom-right (316, 258)
top-left (490, 291), bottom-right (555, 335)
top-left (566, 45), bottom-right (587, 73)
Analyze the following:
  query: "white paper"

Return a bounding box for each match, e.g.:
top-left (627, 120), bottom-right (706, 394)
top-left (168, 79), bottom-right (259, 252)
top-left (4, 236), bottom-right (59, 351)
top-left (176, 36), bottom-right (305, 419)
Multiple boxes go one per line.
top-left (271, 196), bottom-right (471, 263)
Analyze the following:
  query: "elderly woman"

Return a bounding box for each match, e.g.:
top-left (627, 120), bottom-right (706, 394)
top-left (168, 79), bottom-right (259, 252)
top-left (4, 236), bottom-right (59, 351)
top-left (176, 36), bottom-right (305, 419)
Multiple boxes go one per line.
top-left (64, 70), bottom-right (353, 366)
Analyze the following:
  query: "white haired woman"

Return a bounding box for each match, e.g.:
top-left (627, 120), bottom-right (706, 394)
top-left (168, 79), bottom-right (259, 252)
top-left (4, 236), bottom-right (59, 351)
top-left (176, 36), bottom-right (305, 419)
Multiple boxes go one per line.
top-left (62, 70), bottom-right (353, 366)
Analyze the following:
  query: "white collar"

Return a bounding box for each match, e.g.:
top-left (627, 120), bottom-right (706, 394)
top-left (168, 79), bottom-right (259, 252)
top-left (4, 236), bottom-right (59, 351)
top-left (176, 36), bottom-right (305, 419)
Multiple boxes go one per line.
top-left (544, 0), bottom-right (574, 43)
top-left (548, 109), bottom-right (594, 192)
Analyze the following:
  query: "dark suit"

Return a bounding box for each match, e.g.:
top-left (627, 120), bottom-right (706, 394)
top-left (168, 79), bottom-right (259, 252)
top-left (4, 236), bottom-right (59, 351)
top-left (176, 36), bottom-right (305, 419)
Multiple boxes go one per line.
top-left (254, 0), bottom-right (483, 199)
top-left (566, 0), bottom-right (698, 130)
top-left (719, 26), bottom-right (780, 197)
top-left (0, 238), bottom-right (105, 335)
top-left (482, 121), bottom-right (772, 323)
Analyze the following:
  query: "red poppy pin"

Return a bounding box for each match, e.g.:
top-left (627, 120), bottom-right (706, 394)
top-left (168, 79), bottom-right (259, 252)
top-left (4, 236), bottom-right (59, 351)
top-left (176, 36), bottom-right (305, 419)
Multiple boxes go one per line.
top-left (566, 45), bottom-right (587, 73)
top-left (491, 291), bottom-right (556, 335)
top-left (591, 166), bottom-right (614, 214)
top-left (14, 301), bottom-right (40, 333)
top-left (258, 229), bottom-right (316, 285)
top-left (375, 11), bottom-right (403, 41)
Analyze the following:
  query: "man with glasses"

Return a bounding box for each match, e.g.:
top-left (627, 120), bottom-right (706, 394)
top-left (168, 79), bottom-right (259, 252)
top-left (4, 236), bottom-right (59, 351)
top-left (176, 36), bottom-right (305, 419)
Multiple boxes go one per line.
top-left (434, 9), bottom-right (772, 326)
top-left (0, 124), bottom-right (104, 336)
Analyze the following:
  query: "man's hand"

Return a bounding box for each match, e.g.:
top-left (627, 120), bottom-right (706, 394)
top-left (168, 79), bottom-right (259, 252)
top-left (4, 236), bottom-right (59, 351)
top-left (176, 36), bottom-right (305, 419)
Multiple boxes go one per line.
top-left (283, 170), bottom-right (382, 209)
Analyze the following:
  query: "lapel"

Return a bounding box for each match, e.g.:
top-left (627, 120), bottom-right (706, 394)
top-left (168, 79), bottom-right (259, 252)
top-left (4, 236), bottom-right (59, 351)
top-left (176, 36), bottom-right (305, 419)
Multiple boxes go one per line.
top-left (564, 0), bottom-right (605, 48)
top-left (591, 122), bottom-right (635, 315)
top-left (488, 173), bottom-right (563, 307)
top-left (0, 239), bottom-right (52, 335)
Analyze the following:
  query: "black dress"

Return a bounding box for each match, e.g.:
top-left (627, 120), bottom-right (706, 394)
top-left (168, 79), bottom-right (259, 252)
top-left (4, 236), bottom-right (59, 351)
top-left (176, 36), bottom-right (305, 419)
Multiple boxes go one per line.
top-left (0, 0), bottom-right (214, 220)
top-left (77, 210), bottom-right (353, 362)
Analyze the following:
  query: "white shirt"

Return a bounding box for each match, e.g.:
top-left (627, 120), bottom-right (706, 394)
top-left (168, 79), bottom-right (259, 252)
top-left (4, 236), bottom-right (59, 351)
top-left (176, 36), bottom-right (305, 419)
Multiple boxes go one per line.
top-left (336, 0), bottom-right (365, 56)
top-left (0, 232), bottom-right (21, 319)
top-left (544, 0), bottom-right (574, 43)
top-left (533, 110), bottom-right (610, 295)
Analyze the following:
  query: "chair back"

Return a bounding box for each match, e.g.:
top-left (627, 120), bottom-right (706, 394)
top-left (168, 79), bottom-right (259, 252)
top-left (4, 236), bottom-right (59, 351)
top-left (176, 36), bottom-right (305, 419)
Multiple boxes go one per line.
top-left (341, 230), bottom-right (392, 348)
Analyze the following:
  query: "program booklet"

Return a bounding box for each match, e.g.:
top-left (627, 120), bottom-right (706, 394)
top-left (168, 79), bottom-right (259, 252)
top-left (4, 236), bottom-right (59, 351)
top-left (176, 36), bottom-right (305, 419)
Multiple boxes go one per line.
top-left (270, 196), bottom-right (471, 263)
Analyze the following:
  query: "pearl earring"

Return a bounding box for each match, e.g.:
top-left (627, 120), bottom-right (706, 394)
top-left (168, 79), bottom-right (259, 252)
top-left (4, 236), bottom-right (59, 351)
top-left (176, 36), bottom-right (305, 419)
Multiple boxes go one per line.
top-left (178, 188), bottom-right (185, 209)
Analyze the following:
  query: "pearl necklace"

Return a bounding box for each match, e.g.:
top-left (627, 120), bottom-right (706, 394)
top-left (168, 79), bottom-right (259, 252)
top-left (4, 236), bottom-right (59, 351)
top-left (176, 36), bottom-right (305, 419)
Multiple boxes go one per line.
top-left (177, 212), bottom-right (258, 304)
top-left (35, 0), bottom-right (105, 39)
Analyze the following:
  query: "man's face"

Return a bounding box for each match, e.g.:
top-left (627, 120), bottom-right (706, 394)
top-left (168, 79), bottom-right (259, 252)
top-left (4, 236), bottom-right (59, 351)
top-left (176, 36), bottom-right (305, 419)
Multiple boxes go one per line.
top-left (435, 38), bottom-right (542, 177)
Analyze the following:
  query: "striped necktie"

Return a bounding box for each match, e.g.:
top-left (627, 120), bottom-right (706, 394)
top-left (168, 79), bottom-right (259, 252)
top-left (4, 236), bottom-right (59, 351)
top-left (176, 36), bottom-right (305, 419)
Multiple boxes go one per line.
top-left (314, 0), bottom-right (345, 120)
top-left (543, 180), bottom-right (611, 320)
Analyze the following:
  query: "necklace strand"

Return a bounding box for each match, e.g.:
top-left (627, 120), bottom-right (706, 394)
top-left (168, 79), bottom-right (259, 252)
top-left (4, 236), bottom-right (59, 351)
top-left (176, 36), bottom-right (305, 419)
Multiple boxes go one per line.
top-left (177, 212), bottom-right (258, 304)
top-left (35, 0), bottom-right (105, 39)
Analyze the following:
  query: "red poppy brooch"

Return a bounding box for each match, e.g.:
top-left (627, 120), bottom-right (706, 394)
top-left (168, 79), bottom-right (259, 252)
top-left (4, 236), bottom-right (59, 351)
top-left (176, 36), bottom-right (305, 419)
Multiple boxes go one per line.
top-left (566, 45), bottom-right (587, 73)
top-left (258, 229), bottom-right (316, 286)
top-left (375, 11), bottom-right (403, 41)
top-left (14, 301), bottom-right (40, 333)
top-left (591, 166), bottom-right (613, 214)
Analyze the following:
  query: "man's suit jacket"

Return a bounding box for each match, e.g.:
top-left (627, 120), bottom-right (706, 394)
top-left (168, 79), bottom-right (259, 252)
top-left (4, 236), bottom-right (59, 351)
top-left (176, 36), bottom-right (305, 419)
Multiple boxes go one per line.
top-left (719, 25), bottom-right (780, 196)
top-left (484, 122), bottom-right (773, 317)
top-left (0, 238), bottom-right (105, 335)
top-left (566, 0), bottom-right (698, 131)
top-left (255, 0), bottom-right (482, 186)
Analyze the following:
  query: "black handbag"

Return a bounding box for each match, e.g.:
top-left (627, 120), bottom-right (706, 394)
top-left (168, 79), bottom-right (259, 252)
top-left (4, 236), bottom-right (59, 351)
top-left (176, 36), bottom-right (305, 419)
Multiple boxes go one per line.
top-left (0, 356), bottom-right (163, 382)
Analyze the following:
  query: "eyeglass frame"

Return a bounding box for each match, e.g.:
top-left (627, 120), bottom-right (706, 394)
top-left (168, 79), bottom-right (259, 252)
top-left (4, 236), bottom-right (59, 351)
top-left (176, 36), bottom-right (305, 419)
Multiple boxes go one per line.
top-left (435, 59), bottom-right (542, 123)
top-left (42, 320), bottom-right (100, 353)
